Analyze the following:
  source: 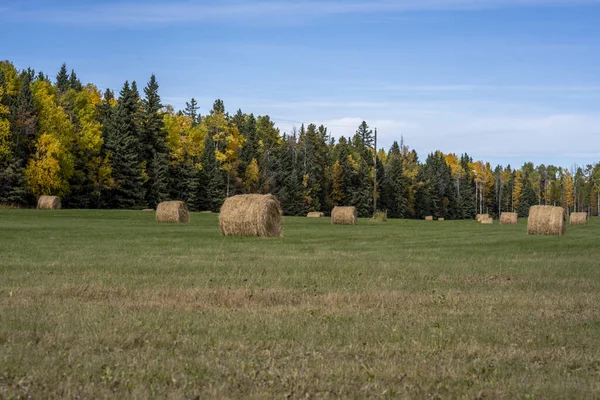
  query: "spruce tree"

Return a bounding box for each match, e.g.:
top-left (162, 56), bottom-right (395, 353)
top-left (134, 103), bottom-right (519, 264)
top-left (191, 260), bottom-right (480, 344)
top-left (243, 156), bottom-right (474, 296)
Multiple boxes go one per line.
top-left (140, 75), bottom-right (169, 208)
top-left (55, 63), bottom-right (69, 93)
top-left (69, 69), bottom-right (82, 91)
top-left (104, 81), bottom-right (145, 208)
top-left (183, 98), bottom-right (200, 126)
top-left (382, 155), bottom-right (407, 218)
top-left (198, 134), bottom-right (225, 212)
top-left (273, 136), bottom-right (304, 215)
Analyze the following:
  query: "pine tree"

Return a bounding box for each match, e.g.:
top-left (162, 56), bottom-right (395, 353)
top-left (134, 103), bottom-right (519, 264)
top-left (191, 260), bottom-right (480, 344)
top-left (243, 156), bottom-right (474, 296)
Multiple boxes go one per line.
top-left (382, 155), bottom-right (407, 218)
top-left (273, 135), bottom-right (304, 215)
top-left (55, 63), bottom-right (69, 94)
top-left (350, 157), bottom-right (372, 217)
top-left (140, 75), bottom-right (169, 208)
top-left (211, 99), bottom-right (225, 115)
top-left (104, 81), bottom-right (145, 208)
top-left (183, 98), bottom-right (200, 126)
top-left (198, 134), bottom-right (225, 212)
top-left (69, 69), bottom-right (83, 92)
top-left (518, 171), bottom-right (537, 217)
top-left (236, 111), bottom-right (259, 167)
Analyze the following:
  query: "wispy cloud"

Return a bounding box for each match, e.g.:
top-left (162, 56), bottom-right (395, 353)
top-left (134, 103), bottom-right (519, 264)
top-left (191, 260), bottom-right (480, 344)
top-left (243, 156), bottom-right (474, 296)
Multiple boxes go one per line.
top-left (6, 0), bottom-right (600, 26)
top-left (370, 84), bottom-right (600, 93)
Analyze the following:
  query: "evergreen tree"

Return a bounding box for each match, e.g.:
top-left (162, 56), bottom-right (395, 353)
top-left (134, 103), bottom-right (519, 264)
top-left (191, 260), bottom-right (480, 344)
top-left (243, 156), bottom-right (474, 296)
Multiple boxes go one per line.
top-left (183, 98), bottom-right (200, 125)
top-left (198, 134), bottom-right (225, 212)
top-left (55, 63), bottom-right (69, 94)
top-left (237, 111), bottom-right (259, 167)
top-left (104, 81), bottom-right (145, 208)
top-left (273, 135), bottom-right (304, 215)
top-left (381, 154), bottom-right (407, 218)
top-left (140, 75), bottom-right (169, 208)
top-left (69, 69), bottom-right (83, 92)
top-left (211, 99), bottom-right (225, 115)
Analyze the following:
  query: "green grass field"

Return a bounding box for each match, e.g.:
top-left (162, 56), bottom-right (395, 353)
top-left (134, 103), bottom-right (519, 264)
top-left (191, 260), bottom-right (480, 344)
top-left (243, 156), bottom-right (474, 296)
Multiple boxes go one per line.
top-left (1, 210), bottom-right (599, 399)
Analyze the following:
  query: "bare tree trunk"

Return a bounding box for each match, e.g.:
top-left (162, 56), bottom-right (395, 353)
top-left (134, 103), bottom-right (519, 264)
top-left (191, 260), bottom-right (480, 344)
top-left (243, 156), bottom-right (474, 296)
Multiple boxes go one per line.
top-left (226, 173), bottom-right (230, 197)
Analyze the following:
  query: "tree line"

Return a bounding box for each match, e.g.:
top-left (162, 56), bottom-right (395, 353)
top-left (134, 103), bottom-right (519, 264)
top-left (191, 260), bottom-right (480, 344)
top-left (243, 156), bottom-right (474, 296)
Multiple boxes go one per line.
top-left (1, 61), bottom-right (599, 218)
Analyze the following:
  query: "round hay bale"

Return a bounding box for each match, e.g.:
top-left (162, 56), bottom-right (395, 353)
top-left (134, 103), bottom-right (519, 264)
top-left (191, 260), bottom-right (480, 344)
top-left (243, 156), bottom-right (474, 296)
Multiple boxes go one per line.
top-left (480, 216), bottom-right (493, 224)
top-left (476, 214), bottom-right (488, 222)
top-left (156, 201), bottom-right (190, 223)
top-left (438, 217), bottom-right (445, 221)
top-left (500, 212), bottom-right (518, 225)
top-left (331, 206), bottom-right (357, 225)
top-left (307, 212), bottom-right (324, 218)
top-left (219, 194), bottom-right (282, 237)
top-left (37, 196), bottom-right (61, 210)
top-left (425, 216), bottom-right (433, 221)
top-left (527, 205), bottom-right (565, 236)
top-left (570, 212), bottom-right (588, 225)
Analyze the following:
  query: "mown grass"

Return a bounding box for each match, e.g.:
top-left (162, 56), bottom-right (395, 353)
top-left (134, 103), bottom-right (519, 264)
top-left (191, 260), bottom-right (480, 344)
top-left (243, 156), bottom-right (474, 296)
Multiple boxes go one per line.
top-left (1, 210), bottom-right (599, 399)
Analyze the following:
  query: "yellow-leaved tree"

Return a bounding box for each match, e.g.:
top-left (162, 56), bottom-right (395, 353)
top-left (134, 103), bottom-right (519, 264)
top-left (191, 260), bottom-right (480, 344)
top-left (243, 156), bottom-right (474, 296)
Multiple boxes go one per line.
top-left (331, 159), bottom-right (344, 205)
top-left (512, 170), bottom-right (523, 212)
top-left (0, 62), bottom-right (20, 161)
top-left (199, 110), bottom-right (245, 194)
top-left (25, 80), bottom-right (75, 197)
top-left (244, 158), bottom-right (260, 193)
top-left (564, 170), bottom-right (574, 213)
top-left (72, 84), bottom-right (115, 199)
top-left (444, 153), bottom-right (464, 196)
top-left (163, 108), bottom-right (205, 166)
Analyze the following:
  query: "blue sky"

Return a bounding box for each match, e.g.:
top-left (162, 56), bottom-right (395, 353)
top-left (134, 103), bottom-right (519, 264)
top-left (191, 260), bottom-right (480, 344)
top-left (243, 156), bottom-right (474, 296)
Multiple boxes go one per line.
top-left (2, 0), bottom-right (600, 167)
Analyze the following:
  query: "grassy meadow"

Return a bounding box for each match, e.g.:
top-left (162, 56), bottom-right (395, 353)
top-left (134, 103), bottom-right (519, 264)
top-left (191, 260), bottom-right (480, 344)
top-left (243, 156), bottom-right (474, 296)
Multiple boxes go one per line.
top-left (1, 210), bottom-right (599, 398)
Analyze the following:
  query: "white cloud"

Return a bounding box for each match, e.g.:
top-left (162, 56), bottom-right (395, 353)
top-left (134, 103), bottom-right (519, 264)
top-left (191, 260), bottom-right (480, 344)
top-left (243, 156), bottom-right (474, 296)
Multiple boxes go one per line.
top-left (261, 99), bottom-right (600, 164)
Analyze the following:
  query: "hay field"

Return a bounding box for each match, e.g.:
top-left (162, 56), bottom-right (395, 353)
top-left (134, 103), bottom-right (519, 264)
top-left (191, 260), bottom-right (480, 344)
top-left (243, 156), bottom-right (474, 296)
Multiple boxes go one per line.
top-left (1, 210), bottom-right (599, 399)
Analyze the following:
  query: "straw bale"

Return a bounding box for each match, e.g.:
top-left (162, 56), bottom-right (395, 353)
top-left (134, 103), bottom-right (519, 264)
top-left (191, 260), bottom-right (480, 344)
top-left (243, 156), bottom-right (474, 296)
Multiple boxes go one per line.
top-left (570, 212), bottom-right (588, 225)
top-left (331, 206), bottom-right (357, 225)
top-left (527, 205), bottom-right (565, 236)
top-left (425, 216), bottom-right (433, 221)
top-left (219, 194), bottom-right (282, 237)
top-left (156, 201), bottom-right (190, 223)
top-left (438, 217), bottom-right (445, 221)
top-left (307, 212), bottom-right (325, 218)
top-left (500, 212), bottom-right (518, 225)
top-left (476, 214), bottom-right (488, 222)
top-left (37, 196), bottom-right (61, 210)
top-left (480, 216), bottom-right (493, 224)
